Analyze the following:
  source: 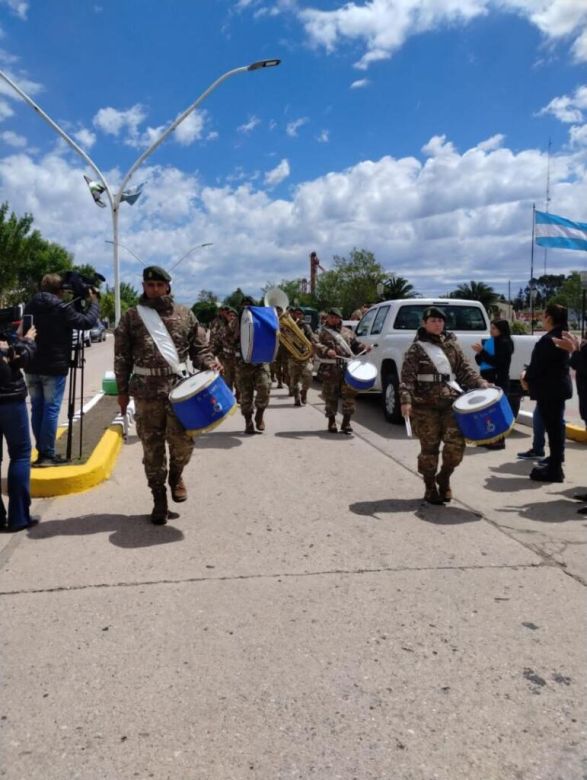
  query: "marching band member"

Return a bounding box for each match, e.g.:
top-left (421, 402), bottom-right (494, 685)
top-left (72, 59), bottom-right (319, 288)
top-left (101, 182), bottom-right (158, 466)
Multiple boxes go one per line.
top-left (114, 266), bottom-right (221, 525)
top-left (315, 307), bottom-right (371, 434)
top-left (211, 305), bottom-right (240, 401)
top-left (288, 306), bottom-right (316, 406)
top-left (400, 307), bottom-right (488, 505)
top-left (230, 298), bottom-right (272, 434)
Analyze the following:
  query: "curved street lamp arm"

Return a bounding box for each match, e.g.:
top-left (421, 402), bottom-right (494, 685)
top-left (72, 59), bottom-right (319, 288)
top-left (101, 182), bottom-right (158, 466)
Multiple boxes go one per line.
top-left (105, 239), bottom-right (145, 266)
top-left (169, 242), bottom-right (213, 272)
top-left (0, 70), bottom-right (114, 208)
top-left (117, 65), bottom-right (249, 198)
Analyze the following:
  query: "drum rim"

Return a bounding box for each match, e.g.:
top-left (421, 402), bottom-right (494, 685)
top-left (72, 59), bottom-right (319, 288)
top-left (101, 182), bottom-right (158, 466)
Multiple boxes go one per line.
top-left (453, 386), bottom-right (503, 413)
top-left (346, 359), bottom-right (377, 379)
top-left (169, 370), bottom-right (218, 401)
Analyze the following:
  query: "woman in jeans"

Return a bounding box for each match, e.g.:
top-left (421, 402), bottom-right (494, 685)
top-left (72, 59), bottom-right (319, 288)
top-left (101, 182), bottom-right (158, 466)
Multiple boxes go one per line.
top-left (0, 323), bottom-right (38, 532)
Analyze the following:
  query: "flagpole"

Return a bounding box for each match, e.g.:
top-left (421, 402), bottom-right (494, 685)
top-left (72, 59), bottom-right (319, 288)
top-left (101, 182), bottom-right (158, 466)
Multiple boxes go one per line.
top-left (530, 203), bottom-right (536, 335)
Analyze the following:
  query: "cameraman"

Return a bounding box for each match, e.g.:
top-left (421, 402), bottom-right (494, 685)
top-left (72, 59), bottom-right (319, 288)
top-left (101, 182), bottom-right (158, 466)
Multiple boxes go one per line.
top-left (0, 321), bottom-right (38, 532)
top-left (24, 273), bottom-right (100, 467)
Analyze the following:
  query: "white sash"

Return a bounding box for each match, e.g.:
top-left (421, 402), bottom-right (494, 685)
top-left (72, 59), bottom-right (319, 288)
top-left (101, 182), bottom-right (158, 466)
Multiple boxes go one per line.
top-left (418, 341), bottom-right (463, 393)
top-left (323, 326), bottom-right (353, 357)
top-left (136, 304), bottom-right (184, 376)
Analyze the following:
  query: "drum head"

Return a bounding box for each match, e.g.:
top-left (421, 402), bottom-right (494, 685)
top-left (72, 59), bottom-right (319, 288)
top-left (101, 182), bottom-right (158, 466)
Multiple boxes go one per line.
top-left (169, 371), bottom-right (215, 401)
top-left (346, 359), bottom-right (377, 382)
top-left (453, 386), bottom-right (502, 412)
top-left (240, 309), bottom-right (254, 362)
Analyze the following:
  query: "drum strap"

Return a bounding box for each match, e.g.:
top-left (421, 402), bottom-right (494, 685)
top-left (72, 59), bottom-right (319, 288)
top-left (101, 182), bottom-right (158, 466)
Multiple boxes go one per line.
top-left (323, 327), bottom-right (353, 357)
top-left (417, 342), bottom-right (463, 393)
top-left (136, 305), bottom-right (187, 377)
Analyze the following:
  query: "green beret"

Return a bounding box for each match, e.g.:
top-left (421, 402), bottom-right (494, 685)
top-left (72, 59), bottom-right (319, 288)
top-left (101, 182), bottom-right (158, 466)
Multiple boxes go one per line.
top-left (328, 307), bottom-right (343, 319)
top-left (423, 306), bottom-right (446, 321)
top-left (143, 265), bottom-right (171, 282)
top-left (225, 306), bottom-right (238, 315)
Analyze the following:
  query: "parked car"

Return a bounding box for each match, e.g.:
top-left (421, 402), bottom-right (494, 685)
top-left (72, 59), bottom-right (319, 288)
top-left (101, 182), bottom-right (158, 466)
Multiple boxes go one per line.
top-left (72, 329), bottom-right (91, 348)
top-left (353, 298), bottom-right (539, 422)
top-left (89, 321), bottom-right (107, 342)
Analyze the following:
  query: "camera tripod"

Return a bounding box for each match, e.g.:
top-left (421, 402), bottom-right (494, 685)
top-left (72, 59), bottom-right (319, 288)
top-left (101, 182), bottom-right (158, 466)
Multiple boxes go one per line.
top-left (65, 331), bottom-right (87, 461)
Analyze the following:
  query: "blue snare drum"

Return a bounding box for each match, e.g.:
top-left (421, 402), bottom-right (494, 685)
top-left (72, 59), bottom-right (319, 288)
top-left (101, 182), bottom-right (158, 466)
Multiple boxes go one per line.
top-left (169, 371), bottom-right (236, 435)
top-left (344, 359), bottom-right (377, 391)
top-left (452, 387), bottom-right (514, 445)
top-left (240, 306), bottom-right (279, 364)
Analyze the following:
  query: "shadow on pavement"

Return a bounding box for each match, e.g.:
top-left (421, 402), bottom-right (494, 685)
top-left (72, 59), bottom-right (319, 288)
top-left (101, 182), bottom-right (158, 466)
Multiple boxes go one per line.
top-left (26, 513), bottom-right (184, 548)
top-left (489, 460), bottom-right (535, 475)
top-left (349, 498), bottom-right (481, 525)
top-left (497, 499), bottom-right (586, 524)
top-left (484, 475), bottom-right (544, 493)
top-left (196, 432), bottom-right (243, 449)
top-left (275, 430), bottom-right (349, 440)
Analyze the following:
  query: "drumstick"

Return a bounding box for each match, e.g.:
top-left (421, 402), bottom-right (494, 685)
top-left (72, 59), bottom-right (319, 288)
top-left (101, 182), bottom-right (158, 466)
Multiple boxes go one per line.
top-left (404, 415), bottom-right (412, 438)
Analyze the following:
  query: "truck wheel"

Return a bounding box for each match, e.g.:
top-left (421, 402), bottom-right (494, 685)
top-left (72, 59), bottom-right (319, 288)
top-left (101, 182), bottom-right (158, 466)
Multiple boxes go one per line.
top-left (382, 371), bottom-right (402, 423)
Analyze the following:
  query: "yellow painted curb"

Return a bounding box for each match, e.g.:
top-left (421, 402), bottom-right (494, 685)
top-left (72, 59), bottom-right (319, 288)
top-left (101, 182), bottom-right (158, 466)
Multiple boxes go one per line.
top-left (31, 424), bottom-right (124, 498)
top-left (566, 423), bottom-right (587, 444)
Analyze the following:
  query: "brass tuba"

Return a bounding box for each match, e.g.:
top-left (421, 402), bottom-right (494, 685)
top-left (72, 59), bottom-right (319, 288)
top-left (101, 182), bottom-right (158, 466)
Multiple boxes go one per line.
top-left (264, 287), bottom-right (314, 362)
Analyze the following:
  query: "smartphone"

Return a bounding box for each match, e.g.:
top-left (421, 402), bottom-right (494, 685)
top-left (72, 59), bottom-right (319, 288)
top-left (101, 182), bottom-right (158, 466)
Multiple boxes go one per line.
top-left (22, 314), bottom-right (33, 335)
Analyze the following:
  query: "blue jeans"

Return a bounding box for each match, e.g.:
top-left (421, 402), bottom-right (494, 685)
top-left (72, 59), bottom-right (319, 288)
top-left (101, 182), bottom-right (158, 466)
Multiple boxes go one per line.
top-left (26, 373), bottom-right (67, 458)
top-left (532, 404), bottom-right (565, 461)
top-left (0, 401), bottom-right (32, 530)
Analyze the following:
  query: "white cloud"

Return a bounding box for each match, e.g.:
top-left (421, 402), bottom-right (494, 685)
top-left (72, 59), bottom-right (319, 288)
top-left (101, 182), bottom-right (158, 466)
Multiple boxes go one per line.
top-left (0, 99), bottom-right (14, 122)
top-left (317, 129), bottom-right (330, 143)
top-left (540, 85), bottom-right (587, 123)
top-left (73, 127), bottom-right (96, 149)
top-left (296, 0), bottom-right (587, 69)
top-left (0, 0), bottom-right (28, 20)
top-left (237, 115), bottom-right (261, 134)
top-left (0, 129), bottom-right (26, 147)
top-left (350, 78), bottom-right (370, 89)
top-left (174, 110), bottom-right (206, 145)
top-left (286, 117), bottom-right (308, 137)
top-left (93, 104), bottom-right (147, 139)
top-left (569, 124), bottom-right (587, 148)
top-left (2, 132), bottom-right (587, 302)
top-left (265, 158), bottom-right (290, 187)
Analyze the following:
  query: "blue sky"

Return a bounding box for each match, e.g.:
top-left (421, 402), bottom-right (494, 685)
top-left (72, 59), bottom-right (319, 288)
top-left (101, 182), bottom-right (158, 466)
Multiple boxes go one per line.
top-left (1, 0), bottom-right (587, 304)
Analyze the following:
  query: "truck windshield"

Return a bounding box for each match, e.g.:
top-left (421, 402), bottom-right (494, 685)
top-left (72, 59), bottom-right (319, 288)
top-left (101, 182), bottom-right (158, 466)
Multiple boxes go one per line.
top-left (394, 305), bottom-right (487, 331)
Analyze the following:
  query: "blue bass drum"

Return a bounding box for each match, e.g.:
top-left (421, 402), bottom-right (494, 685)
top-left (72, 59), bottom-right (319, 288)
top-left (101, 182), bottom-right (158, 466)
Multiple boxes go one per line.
top-left (344, 359), bottom-right (378, 391)
top-left (169, 371), bottom-right (236, 435)
top-left (240, 306), bottom-right (279, 364)
top-left (452, 387), bottom-right (514, 445)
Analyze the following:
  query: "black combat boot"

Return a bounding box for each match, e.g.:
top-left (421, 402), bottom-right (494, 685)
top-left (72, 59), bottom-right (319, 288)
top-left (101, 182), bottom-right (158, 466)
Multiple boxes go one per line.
top-left (255, 408), bottom-right (265, 431)
top-left (423, 476), bottom-right (444, 505)
top-left (169, 469), bottom-right (187, 503)
top-left (294, 391), bottom-right (302, 407)
top-left (300, 389), bottom-right (307, 405)
top-left (340, 414), bottom-right (353, 435)
top-left (436, 468), bottom-right (453, 502)
top-left (327, 415), bottom-right (338, 433)
top-left (151, 488), bottom-right (169, 525)
top-left (244, 414), bottom-right (255, 434)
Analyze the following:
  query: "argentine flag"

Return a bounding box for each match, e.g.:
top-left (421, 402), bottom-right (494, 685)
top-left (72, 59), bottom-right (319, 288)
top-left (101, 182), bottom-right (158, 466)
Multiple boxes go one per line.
top-left (535, 210), bottom-right (587, 251)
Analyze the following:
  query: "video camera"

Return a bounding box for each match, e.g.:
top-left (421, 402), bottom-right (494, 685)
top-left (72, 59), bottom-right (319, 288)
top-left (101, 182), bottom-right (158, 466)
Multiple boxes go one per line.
top-left (61, 270), bottom-right (106, 300)
top-left (0, 303), bottom-right (23, 346)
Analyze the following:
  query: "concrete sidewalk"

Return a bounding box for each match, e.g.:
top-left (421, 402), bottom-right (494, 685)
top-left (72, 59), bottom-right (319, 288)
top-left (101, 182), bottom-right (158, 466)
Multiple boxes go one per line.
top-left (1, 386), bottom-right (585, 779)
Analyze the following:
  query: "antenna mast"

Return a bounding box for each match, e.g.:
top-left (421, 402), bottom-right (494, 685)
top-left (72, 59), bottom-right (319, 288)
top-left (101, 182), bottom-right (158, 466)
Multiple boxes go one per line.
top-left (543, 137), bottom-right (552, 275)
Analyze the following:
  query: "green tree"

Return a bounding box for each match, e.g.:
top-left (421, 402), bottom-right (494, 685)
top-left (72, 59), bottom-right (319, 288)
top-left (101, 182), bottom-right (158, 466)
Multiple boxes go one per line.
top-left (197, 289), bottom-right (217, 304)
top-left (191, 300), bottom-right (218, 325)
top-left (382, 274), bottom-right (417, 300)
top-left (449, 280), bottom-right (499, 315)
top-left (549, 271), bottom-right (582, 319)
top-left (261, 279), bottom-right (315, 308)
top-left (315, 248), bottom-right (387, 317)
top-left (223, 288), bottom-right (255, 308)
top-left (100, 282), bottom-right (140, 324)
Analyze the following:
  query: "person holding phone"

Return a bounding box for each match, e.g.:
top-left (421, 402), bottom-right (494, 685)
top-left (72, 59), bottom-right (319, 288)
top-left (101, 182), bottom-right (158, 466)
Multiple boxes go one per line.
top-left (0, 320), bottom-right (38, 532)
top-left (472, 319), bottom-right (514, 450)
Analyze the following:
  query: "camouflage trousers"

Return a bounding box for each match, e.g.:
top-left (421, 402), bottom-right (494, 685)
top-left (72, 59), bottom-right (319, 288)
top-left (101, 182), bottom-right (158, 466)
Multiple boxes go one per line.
top-left (411, 403), bottom-right (465, 478)
top-left (288, 357), bottom-right (313, 395)
top-left (134, 397), bottom-right (194, 491)
top-left (321, 379), bottom-right (358, 417)
top-left (221, 354), bottom-right (238, 394)
top-left (273, 349), bottom-right (290, 387)
top-left (236, 363), bottom-right (271, 417)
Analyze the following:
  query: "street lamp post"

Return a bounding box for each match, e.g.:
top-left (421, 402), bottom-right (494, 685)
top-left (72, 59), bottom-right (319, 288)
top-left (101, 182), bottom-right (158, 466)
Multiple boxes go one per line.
top-left (0, 59), bottom-right (280, 324)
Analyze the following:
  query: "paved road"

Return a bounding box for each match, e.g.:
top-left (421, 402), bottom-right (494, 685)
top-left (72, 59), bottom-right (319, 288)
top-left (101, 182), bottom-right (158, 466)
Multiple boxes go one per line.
top-left (1, 342), bottom-right (585, 779)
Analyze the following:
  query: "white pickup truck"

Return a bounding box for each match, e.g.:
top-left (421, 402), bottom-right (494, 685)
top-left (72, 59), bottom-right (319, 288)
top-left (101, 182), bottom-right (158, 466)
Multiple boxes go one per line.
top-left (353, 298), bottom-right (538, 422)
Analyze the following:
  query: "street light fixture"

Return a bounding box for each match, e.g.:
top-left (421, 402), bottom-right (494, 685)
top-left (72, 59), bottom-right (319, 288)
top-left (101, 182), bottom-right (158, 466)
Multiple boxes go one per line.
top-left (0, 59), bottom-right (280, 324)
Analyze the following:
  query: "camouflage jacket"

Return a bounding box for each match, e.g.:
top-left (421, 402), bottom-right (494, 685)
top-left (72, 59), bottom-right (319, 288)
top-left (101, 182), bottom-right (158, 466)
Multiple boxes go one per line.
top-left (400, 328), bottom-right (484, 407)
top-left (114, 294), bottom-right (216, 400)
top-left (209, 315), bottom-right (227, 355)
top-left (315, 324), bottom-right (367, 382)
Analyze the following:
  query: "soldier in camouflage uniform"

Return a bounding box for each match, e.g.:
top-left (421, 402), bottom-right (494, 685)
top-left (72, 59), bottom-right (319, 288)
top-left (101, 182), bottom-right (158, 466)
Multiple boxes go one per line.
top-left (315, 307), bottom-right (371, 434)
top-left (227, 302), bottom-right (272, 434)
top-left (287, 306), bottom-right (316, 406)
top-left (210, 306), bottom-right (240, 400)
top-left (114, 266), bottom-right (221, 525)
top-left (272, 306), bottom-right (290, 391)
top-left (400, 306), bottom-right (489, 505)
